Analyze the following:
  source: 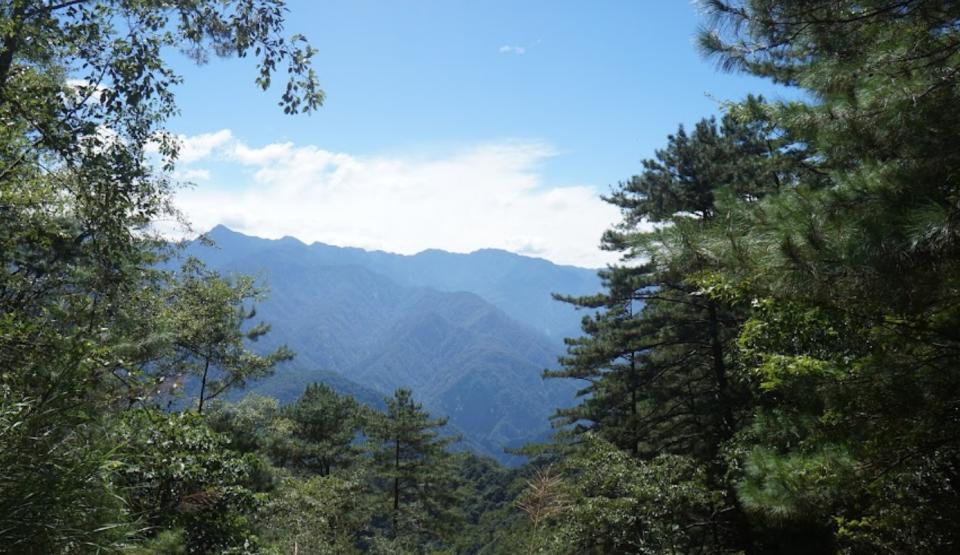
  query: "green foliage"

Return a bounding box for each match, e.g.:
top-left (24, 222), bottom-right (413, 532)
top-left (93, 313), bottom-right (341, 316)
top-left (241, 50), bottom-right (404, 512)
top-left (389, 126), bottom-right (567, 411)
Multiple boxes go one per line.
top-left (547, 106), bottom-right (802, 459)
top-left (0, 385), bottom-right (129, 553)
top-left (0, 0), bottom-right (320, 550)
top-left (207, 395), bottom-right (285, 456)
top-left (691, 1), bottom-right (960, 552)
top-left (131, 530), bottom-right (190, 555)
top-left (166, 258), bottom-right (294, 414)
top-left (282, 383), bottom-right (363, 475)
top-left (515, 435), bottom-right (728, 554)
top-left (8, 0), bottom-right (960, 552)
top-left (367, 388), bottom-right (463, 549)
top-left (543, 3), bottom-right (960, 552)
top-left (446, 453), bottom-right (524, 554)
top-left (496, 2), bottom-right (960, 551)
top-left (209, 384), bottom-right (365, 477)
top-left (544, 109), bottom-right (797, 551)
top-left (207, 386), bottom-right (484, 553)
top-left (254, 471), bottom-right (372, 555)
top-left (111, 409), bottom-right (263, 553)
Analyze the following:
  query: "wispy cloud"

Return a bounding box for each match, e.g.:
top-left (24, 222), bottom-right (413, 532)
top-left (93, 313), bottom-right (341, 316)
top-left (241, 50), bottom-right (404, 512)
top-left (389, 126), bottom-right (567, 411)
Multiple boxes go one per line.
top-left (498, 45), bottom-right (526, 55)
top-left (173, 168), bottom-right (211, 181)
top-left (166, 130), bottom-right (623, 267)
top-left (232, 141), bottom-right (294, 165)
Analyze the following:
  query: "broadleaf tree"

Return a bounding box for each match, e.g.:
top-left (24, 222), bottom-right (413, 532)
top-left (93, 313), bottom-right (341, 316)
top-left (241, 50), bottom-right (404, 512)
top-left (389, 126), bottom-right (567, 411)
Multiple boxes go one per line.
top-left (0, 0), bottom-right (321, 549)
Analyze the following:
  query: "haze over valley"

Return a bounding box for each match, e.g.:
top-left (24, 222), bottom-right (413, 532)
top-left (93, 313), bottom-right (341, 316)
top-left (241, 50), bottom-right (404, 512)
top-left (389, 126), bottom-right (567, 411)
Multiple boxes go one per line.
top-left (186, 225), bottom-right (599, 462)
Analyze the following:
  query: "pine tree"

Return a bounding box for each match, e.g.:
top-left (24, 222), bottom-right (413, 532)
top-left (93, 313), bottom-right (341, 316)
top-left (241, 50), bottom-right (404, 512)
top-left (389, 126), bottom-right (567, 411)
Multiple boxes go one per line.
top-left (695, 1), bottom-right (960, 551)
top-left (367, 388), bottom-right (461, 547)
top-left (284, 383), bottom-right (363, 476)
top-left (166, 257), bottom-right (293, 414)
top-left (547, 108), bottom-right (808, 552)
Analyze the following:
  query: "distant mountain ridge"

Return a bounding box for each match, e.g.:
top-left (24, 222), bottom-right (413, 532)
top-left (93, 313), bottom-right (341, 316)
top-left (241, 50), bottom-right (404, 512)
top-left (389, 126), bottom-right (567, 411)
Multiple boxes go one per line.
top-left (185, 226), bottom-right (601, 463)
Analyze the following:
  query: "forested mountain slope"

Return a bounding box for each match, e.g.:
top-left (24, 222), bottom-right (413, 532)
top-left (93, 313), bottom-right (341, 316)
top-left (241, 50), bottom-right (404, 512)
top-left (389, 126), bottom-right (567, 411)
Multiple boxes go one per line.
top-left (184, 226), bottom-right (589, 461)
top-left (198, 225), bottom-right (600, 341)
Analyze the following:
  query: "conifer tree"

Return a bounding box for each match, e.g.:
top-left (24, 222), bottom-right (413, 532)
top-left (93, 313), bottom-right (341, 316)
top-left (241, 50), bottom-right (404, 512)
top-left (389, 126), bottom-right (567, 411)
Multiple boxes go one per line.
top-left (547, 107), bottom-right (810, 551)
top-left (552, 113), bottom-right (778, 447)
top-left (167, 258), bottom-right (293, 414)
top-left (695, 1), bottom-right (960, 550)
top-left (367, 388), bottom-right (461, 547)
top-left (284, 382), bottom-right (363, 476)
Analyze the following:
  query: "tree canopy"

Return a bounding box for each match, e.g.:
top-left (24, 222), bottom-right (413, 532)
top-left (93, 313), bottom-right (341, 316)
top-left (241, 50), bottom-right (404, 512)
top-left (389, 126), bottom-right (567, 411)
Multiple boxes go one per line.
top-left (5, 0), bottom-right (960, 553)
top-left (0, 0), bottom-right (320, 550)
top-left (532, 2), bottom-right (960, 552)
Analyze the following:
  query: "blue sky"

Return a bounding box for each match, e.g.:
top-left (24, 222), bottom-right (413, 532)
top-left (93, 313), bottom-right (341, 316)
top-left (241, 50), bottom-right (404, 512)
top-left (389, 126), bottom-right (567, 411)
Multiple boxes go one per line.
top-left (165, 1), bottom-right (791, 267)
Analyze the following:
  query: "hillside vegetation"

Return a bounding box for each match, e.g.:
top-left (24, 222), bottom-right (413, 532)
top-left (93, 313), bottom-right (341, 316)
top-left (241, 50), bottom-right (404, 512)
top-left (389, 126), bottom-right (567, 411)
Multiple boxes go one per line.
top-left (4, 1), bottom-right (960, 553)
top-left (183, 226), bottom-right (592, 463)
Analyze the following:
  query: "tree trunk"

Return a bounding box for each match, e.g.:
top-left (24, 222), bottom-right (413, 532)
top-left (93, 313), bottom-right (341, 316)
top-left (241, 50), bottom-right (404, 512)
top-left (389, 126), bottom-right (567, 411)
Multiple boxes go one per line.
top-left (707, 300), bottom-right (754, 553)
top-left (0, 1), bottom-right (28, 99)
top-left (627, 301), bottom-right (640, 455)
top-left (197, 357), bottom-right (210, 415)
top-left (707, 301), bottom-right (735, 436)
top-left (629, 351), bottom-right (639, 455)
top-left (393, 434), bottom-right (400, 536)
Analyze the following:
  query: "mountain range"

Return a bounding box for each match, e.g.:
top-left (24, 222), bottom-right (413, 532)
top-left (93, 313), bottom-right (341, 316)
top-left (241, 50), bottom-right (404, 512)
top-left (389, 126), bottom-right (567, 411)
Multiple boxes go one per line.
top-left (185, 226), bottom-right (601, 462)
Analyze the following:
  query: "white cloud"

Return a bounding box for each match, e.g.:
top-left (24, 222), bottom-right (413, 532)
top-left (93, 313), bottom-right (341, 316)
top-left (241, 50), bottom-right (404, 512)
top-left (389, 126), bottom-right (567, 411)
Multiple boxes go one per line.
top-left (498, 45), bottom-right (526, 55)
top-left (65, 79), bottom-right (109, 101)
top-left (177, 129), bottom-right (233, 163)
top-left (231, 141), bottom-right (295, 165)
top-left (171, 132), bottom-right (623, 267)
top-left (173, 168), bottom-right (211, 181)
top-left (78, 125), bottom-right (122, 154)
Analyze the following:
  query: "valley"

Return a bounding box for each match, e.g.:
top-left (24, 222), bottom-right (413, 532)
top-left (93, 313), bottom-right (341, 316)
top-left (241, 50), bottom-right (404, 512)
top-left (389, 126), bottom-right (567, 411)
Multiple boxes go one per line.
top-left (186, 225), bottom-right (600, 462)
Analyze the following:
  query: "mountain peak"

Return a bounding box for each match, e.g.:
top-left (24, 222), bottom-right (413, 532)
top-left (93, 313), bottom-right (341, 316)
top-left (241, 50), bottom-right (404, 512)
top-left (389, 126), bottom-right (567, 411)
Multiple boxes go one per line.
top-left (198, 226), bottom-right (596, 271)
top-left (206, 223), bottom-right (240, 237)
top-left (202, 226), bottom-right (305, 247)
top-left (470, 247), bottom-right (521, 258)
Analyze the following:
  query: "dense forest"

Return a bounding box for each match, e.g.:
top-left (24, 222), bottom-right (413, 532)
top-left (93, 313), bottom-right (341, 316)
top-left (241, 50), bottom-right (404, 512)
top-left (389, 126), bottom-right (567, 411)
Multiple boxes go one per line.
top-left (4, 0), bottom-right (960, 553)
